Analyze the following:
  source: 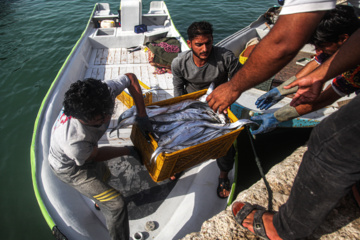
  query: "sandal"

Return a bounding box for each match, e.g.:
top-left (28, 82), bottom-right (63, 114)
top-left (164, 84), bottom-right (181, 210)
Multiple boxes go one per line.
top-left (95, 203), bottom-right (100, 211)
top-left (170, 171), bottom-right (183, 181)
top-left (231, 201), bottom-right (270, 240)
top-left (217, 177), bottom-right (231, 199)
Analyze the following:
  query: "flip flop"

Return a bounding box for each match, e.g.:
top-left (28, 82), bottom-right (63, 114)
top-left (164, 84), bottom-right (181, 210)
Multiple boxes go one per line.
top-left (217, 177), bottom-right (231, 199)
top-left (231, 201), bottom-right (270, 240)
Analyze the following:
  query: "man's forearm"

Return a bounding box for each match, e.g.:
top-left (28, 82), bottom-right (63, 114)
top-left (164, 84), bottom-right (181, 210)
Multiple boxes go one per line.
top-left (172, 75), bottom-right (186, 97)
top-left (295, 86), bottom-right (340, 116)
top-left (229, 12), bottom-right (325, 93)
top-left (126, 73), bottom-right (147, 117)
top-left (92, 146), bottom-right (130, 162)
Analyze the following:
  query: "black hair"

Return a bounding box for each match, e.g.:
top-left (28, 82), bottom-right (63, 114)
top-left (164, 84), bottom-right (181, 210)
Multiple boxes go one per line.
top-left (63, 78), bottom-right (114, 122)
top-left (309, 5), bottom-right (360, 46)
top-left (187, 21), bottom-right (213, 41)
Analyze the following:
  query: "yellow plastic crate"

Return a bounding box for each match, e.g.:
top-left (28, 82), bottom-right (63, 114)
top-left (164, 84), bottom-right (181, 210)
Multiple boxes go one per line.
top-left (130, 89), bottom-right (244, 182)
top-left (117, 79), bottom-right (152, 108)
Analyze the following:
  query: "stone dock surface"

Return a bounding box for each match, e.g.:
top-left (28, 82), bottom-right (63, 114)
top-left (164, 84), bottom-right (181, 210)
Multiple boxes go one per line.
top-left (180, 143), bottom-right (360, 240)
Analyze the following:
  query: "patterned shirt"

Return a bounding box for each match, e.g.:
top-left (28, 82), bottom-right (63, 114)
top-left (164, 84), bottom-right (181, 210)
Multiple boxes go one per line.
top-left (315, 53), bottom-right (360, 96)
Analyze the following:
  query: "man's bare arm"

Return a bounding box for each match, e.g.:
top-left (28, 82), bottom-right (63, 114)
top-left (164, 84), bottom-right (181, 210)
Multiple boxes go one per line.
top-left (286, 29), bottom-right (360, 106)
top-left (206, 11), bottom-right (326, 113)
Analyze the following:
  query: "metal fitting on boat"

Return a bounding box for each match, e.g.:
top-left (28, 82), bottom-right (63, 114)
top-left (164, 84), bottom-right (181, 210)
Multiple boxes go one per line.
top-left (145, 221), bottom-right (156, 231)
top-left (133, 232), bottom-right (143, 240)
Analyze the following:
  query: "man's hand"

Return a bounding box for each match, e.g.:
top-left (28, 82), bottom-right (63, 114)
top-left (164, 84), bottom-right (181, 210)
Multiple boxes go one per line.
top-left (255, 88), bottom-right (284, 110)
top-left (206, 81), bottom-right (241, 114)
top-left (250, 113), bottom-right (280, 135)
top-left (284, 76), bottom-right (324, 107)
top-left (135, 115), bottom-right (153, 133)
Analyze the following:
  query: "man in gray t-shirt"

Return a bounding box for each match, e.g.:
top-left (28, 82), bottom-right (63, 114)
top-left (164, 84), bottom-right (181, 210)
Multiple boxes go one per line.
top-left (171, 21), bottom-right (242, 198)
top-left (48, 74), bottom-right (152, 240)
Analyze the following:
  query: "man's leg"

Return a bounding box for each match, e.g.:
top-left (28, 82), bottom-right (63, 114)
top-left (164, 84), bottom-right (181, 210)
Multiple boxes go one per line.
top-left (216, 145), bottom-right (236, 198)
top-left (53, 162), bottom-right (129, 240)
top-left (274, 94), bottom-right (360, 239)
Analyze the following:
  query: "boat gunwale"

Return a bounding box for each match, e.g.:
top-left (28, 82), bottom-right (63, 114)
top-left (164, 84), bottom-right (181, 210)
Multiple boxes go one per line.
top-left (30, 3), bottom-right (99, 230)
top-left (30, 1), bottom-right (190, 236)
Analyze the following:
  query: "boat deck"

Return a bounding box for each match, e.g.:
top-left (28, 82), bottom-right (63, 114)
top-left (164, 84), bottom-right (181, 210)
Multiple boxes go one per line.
top-left (84, 47), bottom-right (174, 101)
top-left (79, 45), bottom-right (231, 239)
top-left (83, 47), bottom-right (176, 147)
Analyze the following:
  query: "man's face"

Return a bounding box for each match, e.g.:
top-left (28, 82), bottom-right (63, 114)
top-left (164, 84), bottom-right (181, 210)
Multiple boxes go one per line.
top-left (315, 42), bottom-right (341, 56)
top-left (187, 34), bottom-right (213, 61)
top-left (315, 35), bottom-right (348, 56)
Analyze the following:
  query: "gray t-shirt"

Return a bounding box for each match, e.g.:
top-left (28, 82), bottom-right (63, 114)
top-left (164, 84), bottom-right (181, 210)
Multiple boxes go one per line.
top-left (48, 75), bottom-right (131, 171)
top-left (171, 46), bottom-right (241, 97)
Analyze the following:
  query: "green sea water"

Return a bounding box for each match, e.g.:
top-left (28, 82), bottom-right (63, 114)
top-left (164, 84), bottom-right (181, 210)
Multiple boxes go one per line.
top-left (0, 0), bottom-right (311, 239)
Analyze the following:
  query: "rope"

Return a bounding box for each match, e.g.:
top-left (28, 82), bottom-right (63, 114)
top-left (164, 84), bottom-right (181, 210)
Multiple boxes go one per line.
top-left (245, 126), bottom-right (273, 212)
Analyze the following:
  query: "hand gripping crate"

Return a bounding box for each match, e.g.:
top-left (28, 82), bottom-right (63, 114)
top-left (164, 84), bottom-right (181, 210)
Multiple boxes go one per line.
top-left (116, 79), bottom-right (152, 108)
top-left (130, 89), bottom-right (244, 182)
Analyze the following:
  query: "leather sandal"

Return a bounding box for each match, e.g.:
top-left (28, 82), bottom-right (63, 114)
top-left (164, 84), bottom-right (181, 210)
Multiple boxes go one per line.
top-left (232, 201), bottom-right (270, 240)
top-left (217, 177), bottom-right (230, 199)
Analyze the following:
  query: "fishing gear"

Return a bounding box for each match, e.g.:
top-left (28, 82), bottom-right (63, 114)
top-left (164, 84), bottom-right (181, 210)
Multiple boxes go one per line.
top-left (245, 126), bottom-right (273, 212)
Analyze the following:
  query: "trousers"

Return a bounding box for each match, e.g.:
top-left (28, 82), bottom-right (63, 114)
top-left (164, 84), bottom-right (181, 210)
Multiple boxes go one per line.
top-left (217, 145), bottom-right (236, 172)
top-left (273, 94), bottom-right (360, 239)
top-left (51, 161), bottom-right (129, 240)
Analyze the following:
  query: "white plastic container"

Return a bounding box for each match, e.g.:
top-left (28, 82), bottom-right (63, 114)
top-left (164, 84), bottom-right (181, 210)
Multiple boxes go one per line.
top-left (100, 20), bottom-right (115, 28)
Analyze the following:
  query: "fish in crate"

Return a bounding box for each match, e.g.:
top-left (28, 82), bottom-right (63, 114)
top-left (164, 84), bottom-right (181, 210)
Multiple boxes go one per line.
top-left (112, 85), bottom-right (257, 182)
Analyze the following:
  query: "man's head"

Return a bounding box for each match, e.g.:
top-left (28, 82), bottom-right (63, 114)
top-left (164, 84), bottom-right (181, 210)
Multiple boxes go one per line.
top-left (309, 5), bottom-right (360, 55)
top-left (63, 78), bottom-right (114, 126)
top-left (187, 21), bottom-right (213, 62)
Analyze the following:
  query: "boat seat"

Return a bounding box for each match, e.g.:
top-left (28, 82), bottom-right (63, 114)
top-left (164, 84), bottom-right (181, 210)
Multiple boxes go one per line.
top-left (148, 1), bottom-right (166, 14)
top-left (144, 26), bottom-right (169, 43)
top-left (95, 3), bottom-right (111, 16)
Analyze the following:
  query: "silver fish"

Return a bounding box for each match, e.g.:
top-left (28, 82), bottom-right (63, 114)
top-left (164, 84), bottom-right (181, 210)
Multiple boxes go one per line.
top-left (156, 121), bottom-right (204, 147)
top-left (150, 108), bottom-right (220, 123)
top-left (152, 121), bottom-right (186, 133)
top-left (151, 124), bottom-right (206, 162)
top-left (198, 82), bottom-right (215, 102)
top-left (150, 119), bottom-right (258, 162)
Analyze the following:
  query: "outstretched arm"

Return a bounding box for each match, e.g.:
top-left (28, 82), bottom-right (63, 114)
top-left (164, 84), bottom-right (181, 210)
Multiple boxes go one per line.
top-left (206, 11), bottom-right (326, 113)
top-left (125, 73), bottom-right (153, 133)
top-left (125, 73), bottom-right (147, 117)
top-left (294, 85), bottom-right (340, 116)
top-left (251, 85), bottom-right (340, 134)
top-left (285, 29), bottom-right (360, 106)
top-left (255, 60), bottom-right (320, 110)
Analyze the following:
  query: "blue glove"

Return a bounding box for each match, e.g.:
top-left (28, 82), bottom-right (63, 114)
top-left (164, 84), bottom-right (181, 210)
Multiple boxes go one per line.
top-left (255, 88), bottom-right (284, 110)
top-left (250, 113), bottom-right (280, 135)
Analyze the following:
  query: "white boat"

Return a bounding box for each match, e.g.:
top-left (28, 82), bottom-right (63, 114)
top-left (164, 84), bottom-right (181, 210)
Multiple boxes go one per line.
top-left (32, 3), bottom-right (354, 240)
top-left (216, 6), bottom-right (355, 128)
top-left (31, 1), bottom-right (235, 239)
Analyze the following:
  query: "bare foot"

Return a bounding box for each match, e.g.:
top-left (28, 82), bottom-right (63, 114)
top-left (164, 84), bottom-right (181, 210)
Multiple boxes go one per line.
top-left (232, 202), bottom-right (282, 240)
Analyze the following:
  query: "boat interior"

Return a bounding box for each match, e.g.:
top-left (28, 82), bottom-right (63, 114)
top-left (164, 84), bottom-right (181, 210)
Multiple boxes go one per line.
top-left (34, 1), bottom-right (235, 240)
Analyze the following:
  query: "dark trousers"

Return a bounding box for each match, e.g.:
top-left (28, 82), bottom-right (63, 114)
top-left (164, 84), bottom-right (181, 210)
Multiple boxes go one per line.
top-left (217, 145), bottom-right (236, 173)
top-left (273, 94), bottom-right (360, 239)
